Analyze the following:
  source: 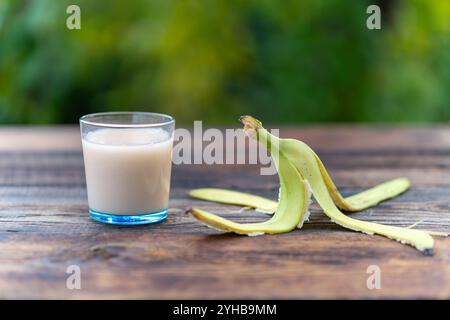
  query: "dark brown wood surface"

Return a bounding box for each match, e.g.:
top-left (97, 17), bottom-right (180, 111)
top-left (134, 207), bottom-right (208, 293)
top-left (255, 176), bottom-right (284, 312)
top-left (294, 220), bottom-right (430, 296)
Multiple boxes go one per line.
top-left (0, 126), bottom-right (449, 299)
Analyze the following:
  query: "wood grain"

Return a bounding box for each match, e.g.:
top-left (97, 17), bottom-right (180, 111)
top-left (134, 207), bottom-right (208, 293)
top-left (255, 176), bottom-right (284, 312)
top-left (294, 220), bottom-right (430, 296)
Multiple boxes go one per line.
top-left (0, 126), bottom-right (449, 299)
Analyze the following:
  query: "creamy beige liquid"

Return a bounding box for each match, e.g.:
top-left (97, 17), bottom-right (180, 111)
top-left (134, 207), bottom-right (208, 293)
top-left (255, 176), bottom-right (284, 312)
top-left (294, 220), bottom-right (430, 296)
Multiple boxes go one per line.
top-left (82, 128), bottom-right (173, 215)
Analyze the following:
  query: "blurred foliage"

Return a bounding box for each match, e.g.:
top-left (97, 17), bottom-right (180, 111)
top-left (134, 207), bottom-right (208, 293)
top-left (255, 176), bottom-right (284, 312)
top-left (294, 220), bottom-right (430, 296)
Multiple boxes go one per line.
top-left (0, 0), bottom-right (450, 124)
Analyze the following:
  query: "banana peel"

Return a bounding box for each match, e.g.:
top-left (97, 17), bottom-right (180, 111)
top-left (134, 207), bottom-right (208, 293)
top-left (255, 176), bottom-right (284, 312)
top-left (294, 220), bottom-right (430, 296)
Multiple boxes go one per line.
top-left (191, 152), bottom-right (311, 235)
top-left (189, 116), bottom-right (434, 254)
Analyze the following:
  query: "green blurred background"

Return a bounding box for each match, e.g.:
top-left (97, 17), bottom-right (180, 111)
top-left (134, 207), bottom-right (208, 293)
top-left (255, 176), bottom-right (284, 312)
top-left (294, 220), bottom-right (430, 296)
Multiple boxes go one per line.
top-left (1, 0), bottom-right (450, 125)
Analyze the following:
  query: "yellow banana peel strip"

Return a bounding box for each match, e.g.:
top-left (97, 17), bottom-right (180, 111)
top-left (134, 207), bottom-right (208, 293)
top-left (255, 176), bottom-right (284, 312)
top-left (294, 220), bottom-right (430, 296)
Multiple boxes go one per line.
top-left (189, 188), bottom-right (278, 213)
top-left (317, 157), bottom-right (410, 211)
top-left (189, 116), bottom-right (434, 254)
top-left (189, 177), bottom-right (410, 214)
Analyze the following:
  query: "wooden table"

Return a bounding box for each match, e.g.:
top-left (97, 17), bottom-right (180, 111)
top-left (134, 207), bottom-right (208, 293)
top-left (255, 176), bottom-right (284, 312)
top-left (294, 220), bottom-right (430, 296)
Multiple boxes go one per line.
top-left (1, 126), bottom-right (449, 299)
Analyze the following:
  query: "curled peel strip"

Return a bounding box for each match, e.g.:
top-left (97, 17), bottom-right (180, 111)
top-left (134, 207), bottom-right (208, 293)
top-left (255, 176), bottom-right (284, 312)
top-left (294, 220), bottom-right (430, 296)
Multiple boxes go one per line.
top-left (190, 153), bottom-right (310, 235)
top-left (189, 116), bottom-right (434, 254)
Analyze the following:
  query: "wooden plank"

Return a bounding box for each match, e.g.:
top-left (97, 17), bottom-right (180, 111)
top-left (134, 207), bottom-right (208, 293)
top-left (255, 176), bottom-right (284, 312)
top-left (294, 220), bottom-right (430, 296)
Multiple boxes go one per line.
top-left (0, 127), bottom-right (81, 151)
top-left (0, 126), bottom-right (449, 299)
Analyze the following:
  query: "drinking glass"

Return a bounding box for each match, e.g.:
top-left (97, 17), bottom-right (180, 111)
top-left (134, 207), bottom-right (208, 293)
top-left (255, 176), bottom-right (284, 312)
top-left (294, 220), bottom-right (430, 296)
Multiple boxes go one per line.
top-left (80, 112), bottom-right (175, 225)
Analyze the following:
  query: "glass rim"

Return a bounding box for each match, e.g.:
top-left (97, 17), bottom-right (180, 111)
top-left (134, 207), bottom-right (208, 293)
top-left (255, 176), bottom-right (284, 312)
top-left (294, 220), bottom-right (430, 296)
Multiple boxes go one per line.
top-left (79, 112), bottom-right (175, 128)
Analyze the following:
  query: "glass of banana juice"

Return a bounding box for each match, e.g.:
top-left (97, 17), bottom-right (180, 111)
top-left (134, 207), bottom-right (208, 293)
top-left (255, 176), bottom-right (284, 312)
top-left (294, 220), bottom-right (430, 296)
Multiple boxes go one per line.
top-left (80, 112), bottom-right (175, 225)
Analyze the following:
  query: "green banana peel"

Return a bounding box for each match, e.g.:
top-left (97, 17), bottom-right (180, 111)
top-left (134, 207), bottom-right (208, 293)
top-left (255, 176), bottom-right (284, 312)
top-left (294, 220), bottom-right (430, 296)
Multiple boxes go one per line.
top-left (189, 116), bottom-right (434, 254)
top-left (190, 152), bottom-right (311, 235)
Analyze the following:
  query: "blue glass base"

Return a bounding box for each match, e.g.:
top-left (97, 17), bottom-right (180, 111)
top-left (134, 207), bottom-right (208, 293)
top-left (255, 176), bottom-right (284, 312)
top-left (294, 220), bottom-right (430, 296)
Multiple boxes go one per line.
top-left (89, 209), bottom-right (168, 225)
